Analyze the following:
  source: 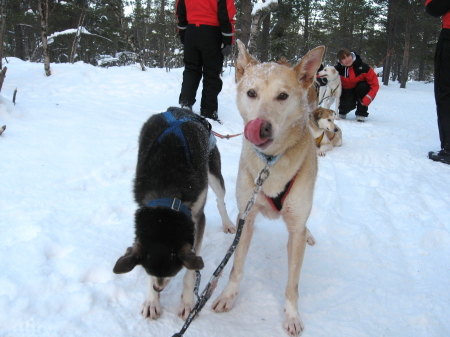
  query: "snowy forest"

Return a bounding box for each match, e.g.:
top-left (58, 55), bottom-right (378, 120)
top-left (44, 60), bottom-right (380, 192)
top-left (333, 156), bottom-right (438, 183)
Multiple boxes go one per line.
top-left (0, 0), bottom-right (443, 85)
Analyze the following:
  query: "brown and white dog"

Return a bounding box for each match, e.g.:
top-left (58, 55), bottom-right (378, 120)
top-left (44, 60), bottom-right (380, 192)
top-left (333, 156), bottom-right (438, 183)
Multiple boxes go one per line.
top-left (212, 40), bottom-right (324, 336)
top-left (309, 107), bottom-right (343, 156)
top-left (317, 66), bottom-right (342, 117)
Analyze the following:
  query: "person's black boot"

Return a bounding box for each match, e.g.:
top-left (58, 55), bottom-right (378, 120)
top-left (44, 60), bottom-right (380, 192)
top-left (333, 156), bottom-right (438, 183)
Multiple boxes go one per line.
top-left (201, 110), bottom-right (222, 124)
top-left (428, 149), bottom-right (450, 165)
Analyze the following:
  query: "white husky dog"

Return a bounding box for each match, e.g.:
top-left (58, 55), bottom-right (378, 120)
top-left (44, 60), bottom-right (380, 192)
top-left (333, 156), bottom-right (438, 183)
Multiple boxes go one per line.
top-left (317, 66), bottom-right (342, 118)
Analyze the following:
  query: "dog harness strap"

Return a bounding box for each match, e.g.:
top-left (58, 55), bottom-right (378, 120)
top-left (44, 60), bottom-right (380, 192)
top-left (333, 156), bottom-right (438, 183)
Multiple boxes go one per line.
top-left (158, 111), bottom-right (216, 164)
top-left (315, 132), bottom-right (324, 146)
top-left (159, 111), bottom-right (193, 163)
top-left (146, 197), bottom-right (192, 218)
top-left (265, 174), bottom-right (298, 212)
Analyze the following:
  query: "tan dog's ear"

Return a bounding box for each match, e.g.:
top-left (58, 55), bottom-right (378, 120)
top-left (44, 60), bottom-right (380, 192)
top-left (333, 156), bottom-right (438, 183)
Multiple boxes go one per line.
top-left (312, 108), bottom-right (322, 121)
top-left (235, 40), bottom-right (259, 83)
top-left (113, 243), bottom-right (142, 274)
top-left (293, 46), bottom-right (325, 90)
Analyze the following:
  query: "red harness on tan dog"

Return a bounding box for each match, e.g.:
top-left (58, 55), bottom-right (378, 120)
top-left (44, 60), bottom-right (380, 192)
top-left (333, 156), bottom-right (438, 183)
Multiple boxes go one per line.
top-left (265, 174), bottom-right (298, 211)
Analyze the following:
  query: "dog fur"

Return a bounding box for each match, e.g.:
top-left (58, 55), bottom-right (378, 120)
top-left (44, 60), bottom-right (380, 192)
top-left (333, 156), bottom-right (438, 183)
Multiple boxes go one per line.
top-left (113, 107), bottom-right (235, 321)
top-left (317, 66), bottom-right (342, 117)
top-left (212, 41), bottom-right (324, 336)
top-left (309, 107), bottom-right (343, 156)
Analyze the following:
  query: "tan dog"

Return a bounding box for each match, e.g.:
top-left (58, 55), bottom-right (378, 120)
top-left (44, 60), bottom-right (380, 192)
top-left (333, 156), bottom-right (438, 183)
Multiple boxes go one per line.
top-left (212, 40), bottom-right (324, 336)
top-left (317, 66), bottom-right (342, 117)
top-left (309, 107), bottom-right (343, 156)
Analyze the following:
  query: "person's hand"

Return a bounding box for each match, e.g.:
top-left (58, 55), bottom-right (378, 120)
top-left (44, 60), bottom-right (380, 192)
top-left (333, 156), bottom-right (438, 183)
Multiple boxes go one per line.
top-left (221, 45), bottom-right (232, 57)
top-left (361, 95), bottom-right (372, 107)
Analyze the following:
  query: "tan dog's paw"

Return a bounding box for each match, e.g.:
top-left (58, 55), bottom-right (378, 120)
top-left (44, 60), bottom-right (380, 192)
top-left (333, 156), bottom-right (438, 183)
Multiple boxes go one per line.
top-left (212, 292), bottom-right (237, 313)
top-left (222, 221), bottom-right (236, 234)
top-left (306, 229), bottom-right (316, 246)
top-left (283, 313), bottom-right (305, 336)
top-left (141, 299), bottom-right (161, 319)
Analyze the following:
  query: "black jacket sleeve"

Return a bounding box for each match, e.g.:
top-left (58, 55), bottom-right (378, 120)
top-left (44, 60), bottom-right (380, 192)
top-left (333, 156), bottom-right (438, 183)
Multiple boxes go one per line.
top-left (217, 0), bottom-right (235, 45)
top-left (426, 0), bottom-right (450, 18)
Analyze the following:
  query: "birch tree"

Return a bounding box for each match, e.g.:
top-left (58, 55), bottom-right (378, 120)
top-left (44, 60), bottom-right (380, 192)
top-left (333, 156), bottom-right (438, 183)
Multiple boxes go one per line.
top-left (38, 0), bottom-right (51, 76)
top-left (248, 0), bottom-right (277, 56)
top-left (0, 0), bottom-right (6, 69)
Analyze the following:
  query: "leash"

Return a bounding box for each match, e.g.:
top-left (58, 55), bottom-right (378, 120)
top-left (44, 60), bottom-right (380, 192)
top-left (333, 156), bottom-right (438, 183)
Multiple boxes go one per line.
top-left (212, 130), bottom-right (243, 140)
top-left (172, 165), bottom-right (270, 337)
top-left (318, 82), bottom-right (341, 106)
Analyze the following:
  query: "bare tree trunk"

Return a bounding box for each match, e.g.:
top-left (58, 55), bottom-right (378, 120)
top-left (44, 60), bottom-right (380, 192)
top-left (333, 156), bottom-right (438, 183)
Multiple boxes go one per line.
top-left (303, 0), bottom-right (310, 55)
top-left (383, 0), bottom-right (397, 86)
top-left (69, 10), bottom-right (86, 63)
top-left (400, 4), bottom-right (413, 88)
top-left (418, 27), bottom-right (431, 81)
top-left (260, 12), bottom-right (270, 62)
top-left (0, 66), bottom-right (7, 92)
top-left (38, 0), bottom-right (51, 76)
top-left (0, 0), bottom-right (6, 69)
top-left (240, 0), bottom-right (252, 46)
top-left (248, 1), bottom-right (278, 55)
top-left (112, 1), bottom-right (146, 71)
top-left (15, 24), bottom-right (26, 60)
top-left (158, 0), bottom-right (165, 68)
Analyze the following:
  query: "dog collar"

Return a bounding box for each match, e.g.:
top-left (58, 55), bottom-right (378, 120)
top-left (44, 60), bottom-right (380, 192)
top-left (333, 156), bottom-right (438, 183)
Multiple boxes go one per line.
top-left (254, 148), bottom-right (283, 166)
top-left (146, 198), bottom-right (192, 218)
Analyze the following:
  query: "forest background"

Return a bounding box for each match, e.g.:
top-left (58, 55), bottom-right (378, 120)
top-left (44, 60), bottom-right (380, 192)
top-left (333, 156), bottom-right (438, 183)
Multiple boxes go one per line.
top-left (0, 0), bottom-right (443, 88)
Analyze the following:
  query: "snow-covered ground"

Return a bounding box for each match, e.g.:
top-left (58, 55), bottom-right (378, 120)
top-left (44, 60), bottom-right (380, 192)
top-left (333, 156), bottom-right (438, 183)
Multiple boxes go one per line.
top-left (1, 58), bottom-right (449, 337)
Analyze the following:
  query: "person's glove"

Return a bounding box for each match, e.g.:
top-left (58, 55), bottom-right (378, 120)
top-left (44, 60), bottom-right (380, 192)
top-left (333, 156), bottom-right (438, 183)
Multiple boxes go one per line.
top-left (221, 45), bottom-right (232, 57)
top-left (179, 29), bottom-right (186, 45)
top-left (361, 94), bottom-right (373, 107)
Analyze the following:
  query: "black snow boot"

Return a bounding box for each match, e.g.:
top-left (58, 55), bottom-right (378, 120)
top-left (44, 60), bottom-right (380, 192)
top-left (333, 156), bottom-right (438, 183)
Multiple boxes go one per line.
top-left (428, 149), bottom-right (450, 165)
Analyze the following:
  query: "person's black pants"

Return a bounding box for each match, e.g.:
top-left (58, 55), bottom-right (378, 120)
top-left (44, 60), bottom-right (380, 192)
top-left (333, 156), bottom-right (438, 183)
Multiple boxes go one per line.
top-left (434, 28), bottom-right (450, 151)
top-left (339, 81), bottom-right (370, 117)
top-left (179, 25), bottom-right (223, 116)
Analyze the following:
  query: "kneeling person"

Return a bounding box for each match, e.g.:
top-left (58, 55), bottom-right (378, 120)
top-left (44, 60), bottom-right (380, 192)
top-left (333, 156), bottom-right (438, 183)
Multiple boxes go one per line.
top-left (335, 48), bottom-right (379, 122)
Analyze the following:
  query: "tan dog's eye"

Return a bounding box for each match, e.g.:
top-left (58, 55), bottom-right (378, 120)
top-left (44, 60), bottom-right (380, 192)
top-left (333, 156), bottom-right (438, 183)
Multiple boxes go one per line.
top-left (278, 93), bottom-right (288, 100)
top-left (247, 90), bottom-right (257, 98)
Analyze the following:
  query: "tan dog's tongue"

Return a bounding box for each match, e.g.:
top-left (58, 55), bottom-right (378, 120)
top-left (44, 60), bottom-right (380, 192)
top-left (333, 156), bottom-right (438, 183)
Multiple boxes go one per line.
top-left (244, 118), bottom-right (267, 146)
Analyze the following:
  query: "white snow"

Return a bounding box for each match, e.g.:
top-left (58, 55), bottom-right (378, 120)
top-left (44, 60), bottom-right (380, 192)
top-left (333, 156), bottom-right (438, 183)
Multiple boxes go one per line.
top-left (252, 0), bottom-right (278, 15)
top-left (1, 58), bottom-right (449, 337)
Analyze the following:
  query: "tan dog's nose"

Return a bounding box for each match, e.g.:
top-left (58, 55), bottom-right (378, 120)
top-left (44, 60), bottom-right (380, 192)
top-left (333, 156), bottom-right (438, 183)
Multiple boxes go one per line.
top-left (244, 118), bottom-right (272, 145)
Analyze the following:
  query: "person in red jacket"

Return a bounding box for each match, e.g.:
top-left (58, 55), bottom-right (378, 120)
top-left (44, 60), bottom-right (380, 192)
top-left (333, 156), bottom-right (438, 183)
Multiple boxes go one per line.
top-left (176, 0), bottom-right (236, 122)
top-left (334, 49), bottom-right (380, 122)
top-left (426, 0), bottom-right (450, 165)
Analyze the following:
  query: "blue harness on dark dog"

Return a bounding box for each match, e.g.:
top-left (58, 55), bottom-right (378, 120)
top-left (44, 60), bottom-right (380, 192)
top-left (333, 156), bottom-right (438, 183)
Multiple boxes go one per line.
top-left (156, 110), bottom-right (216, 164)
top-left (146, 109), bottom-right (216, 216)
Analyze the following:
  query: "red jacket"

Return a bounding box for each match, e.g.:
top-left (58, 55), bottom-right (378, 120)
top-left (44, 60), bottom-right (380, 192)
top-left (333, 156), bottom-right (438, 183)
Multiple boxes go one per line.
top-left (426, 0), bottom-right (450, 28)
top-left (335, 53), bottom-right (380, 107)
top-left (176, 0), bottom-right (236, 45)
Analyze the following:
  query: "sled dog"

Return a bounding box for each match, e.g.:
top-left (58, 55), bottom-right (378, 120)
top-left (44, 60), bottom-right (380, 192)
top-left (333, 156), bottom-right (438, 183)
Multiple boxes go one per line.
top-left (309, 107), bottom-right (343, 156)
top-left (317, 66), bottom-right (342, 117)
top-left (113, 107), bottom-right (235, 321)
top-left (212, 41), bottom-right (324, 336)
